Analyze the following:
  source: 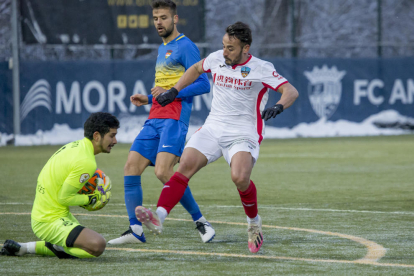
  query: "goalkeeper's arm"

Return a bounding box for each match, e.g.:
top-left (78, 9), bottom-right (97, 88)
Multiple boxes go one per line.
top-left (81, 176), bottom-right (112, 211)
top-left (57, 182), bottom-right (89, 206)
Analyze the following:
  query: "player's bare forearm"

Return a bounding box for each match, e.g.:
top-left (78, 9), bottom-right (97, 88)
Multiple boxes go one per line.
top-left (130, 94), bottom-right (149, 106)
top-left (174, 60), bottom-right (205, 92)
top-left (276, 83), bottom-right (299, 109)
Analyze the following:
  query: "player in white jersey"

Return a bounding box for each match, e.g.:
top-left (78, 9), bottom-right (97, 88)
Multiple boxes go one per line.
top-left (135, 21), bottom-right (299, 253)
top-left (202, 49), bottom-right (288, 141)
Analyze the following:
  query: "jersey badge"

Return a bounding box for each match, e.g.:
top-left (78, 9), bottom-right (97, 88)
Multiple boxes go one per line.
top-left (165, 50), bottom-right (173, 59)
top-left (241, 66), bottom-right (251, 78)
top-left (79, 173), bottom-right (90, 183)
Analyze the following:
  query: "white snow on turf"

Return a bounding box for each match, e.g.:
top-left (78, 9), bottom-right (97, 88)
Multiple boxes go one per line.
top-left (1, 110), bottom-right (413, 146)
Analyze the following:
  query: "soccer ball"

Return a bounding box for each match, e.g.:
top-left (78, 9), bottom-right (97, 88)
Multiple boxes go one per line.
top-left (78, 169), bottom-right (106, 195)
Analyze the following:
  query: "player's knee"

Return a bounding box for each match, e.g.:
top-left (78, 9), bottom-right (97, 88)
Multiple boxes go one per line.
top-left (124, 161), bottom-right (139, 176)
top-left (154, 167), bottom-right (170, 183)
top-left (89, 236), bottom-right (106, 257)
top-left (231, 173), bottom-right (250, 191)
top-left (176, 158), bottom-right (194, 175)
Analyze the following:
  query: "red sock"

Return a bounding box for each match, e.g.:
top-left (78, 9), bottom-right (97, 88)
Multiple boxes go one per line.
top-left (157, 172), bottom-right (189, 214)
top-left (238, 180), bottom-right (258, 218)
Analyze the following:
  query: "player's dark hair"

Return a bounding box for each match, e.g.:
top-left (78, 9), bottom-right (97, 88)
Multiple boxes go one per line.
top-left (84, 112), bottom-right (120, 140)
top-left (151, 0), bottom-right (177, 16)
top-left (226, 21), bottom-right (252, 46)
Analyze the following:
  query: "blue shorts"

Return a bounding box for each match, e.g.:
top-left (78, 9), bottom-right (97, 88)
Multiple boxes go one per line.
top-left (130, 119), bottom-right (188, 166)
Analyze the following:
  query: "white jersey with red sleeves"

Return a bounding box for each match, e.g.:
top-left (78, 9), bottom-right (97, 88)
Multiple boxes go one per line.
top-left (202, 50), bottom-right (288, 143)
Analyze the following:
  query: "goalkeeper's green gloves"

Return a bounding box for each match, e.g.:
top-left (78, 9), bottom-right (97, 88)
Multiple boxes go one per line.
top-left (81, 175), bottom-right (112, 211)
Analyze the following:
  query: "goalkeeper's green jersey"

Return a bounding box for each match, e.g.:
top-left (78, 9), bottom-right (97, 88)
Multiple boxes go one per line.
top-left (32, 138), bottom-right (97, 222)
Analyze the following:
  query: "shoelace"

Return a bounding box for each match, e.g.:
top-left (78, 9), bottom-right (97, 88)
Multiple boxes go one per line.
top-left (248, 224), bottom-right (260, 235)
top-left (195, 222), bottom-right (206, 234)
top-left (121, 228), bottom-right (133, 236)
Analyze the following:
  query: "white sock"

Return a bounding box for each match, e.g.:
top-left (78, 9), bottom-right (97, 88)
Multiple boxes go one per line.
top-left (156, 207), bottom-right (168, 224)
top-left (15, 242), bottom-right (27, 256)
top-left (195, 216), bottom-right (207, 224)
top-left (130, 224), bottom-right (144, 236)
top-left (27, 242), bottom-right (36, 254)
top-left (247, 215), bottom-right (259, 224)
top-left (17, 242), bottom-right (36, 255)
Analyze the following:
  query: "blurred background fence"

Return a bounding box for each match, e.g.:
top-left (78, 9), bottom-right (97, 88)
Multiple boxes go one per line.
top-left (2, 0), bottom-right (414, 61)
top-left (0, 0), bottom-right (413, 140)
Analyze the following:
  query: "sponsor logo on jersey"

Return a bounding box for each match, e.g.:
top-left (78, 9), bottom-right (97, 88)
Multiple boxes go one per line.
top-left (241, 66), bottom-right (251, 78)
top-left (215, 74), bottom-right (253, 90)
top-left (165, 50), bottom-right (173, 59)
top-left (304, 65), bottom-right (346, 119)
top-left (79, 173), bottom-right (90, 183)
top-left (272, 71), bottom-right (284, 80)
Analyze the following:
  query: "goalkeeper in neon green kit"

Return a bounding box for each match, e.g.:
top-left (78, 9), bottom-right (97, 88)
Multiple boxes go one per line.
top-left (1, 112), bottom-right (119, 259)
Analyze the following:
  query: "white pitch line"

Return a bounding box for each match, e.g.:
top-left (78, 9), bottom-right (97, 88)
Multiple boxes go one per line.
top-left (214, 206), bottom-right (414, 216)
top-left (1, 202), bottom-right (414, 216)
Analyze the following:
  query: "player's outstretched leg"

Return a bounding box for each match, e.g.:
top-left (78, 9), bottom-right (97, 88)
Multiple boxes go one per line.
top-left (135, 206), bottom-right (163, 235)
top-left (148, 171), bottom-right (193, 236)
top-left (1, 240), bottom-right (55, 257)
top-left (155, 151), bottom-right (215, 243)
top-left (0, 240), bottom-right (79, 258)
top-left (179, 186), bottom-right (215, 243)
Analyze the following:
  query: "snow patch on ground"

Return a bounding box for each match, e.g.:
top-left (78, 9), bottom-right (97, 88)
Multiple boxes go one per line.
top-left (1, 110), bottom-right (413, 146)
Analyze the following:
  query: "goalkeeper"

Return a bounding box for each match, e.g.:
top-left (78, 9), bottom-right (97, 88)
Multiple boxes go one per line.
top-left (1, 112), bottom-right (119, 259)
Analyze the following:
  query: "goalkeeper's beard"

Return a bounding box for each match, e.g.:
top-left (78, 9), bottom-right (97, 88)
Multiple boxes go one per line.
top-left (99, 141), bottom-right (115, 153)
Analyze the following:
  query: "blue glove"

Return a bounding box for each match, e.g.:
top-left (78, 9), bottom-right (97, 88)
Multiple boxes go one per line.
top-left (157, 87), bottom-right (179, 107)
top-left (261, 104), bottom-right (284, 121)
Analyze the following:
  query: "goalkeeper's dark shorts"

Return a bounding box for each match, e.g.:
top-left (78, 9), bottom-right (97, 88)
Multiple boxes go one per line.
top-left (31, 212), bottom-right (85, 247)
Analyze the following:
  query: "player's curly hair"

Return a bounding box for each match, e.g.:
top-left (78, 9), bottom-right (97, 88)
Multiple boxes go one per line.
top-left (226, 21), bottom-right (252, 46)
top-left (152, 0), bottom-right (177, 16)
top-left (84, 112), bottom-right (120, 140)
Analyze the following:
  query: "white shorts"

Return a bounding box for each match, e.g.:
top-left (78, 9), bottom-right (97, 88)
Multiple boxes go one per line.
top-left (185, 122), bottom-right (260, 166)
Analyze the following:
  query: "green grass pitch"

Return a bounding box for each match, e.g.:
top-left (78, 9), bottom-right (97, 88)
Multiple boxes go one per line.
top-left (1, 135), bottom-right (414, 275)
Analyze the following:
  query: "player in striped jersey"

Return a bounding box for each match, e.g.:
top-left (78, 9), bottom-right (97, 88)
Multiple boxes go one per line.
top-left (108, 0), bottom-right (215, 245)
